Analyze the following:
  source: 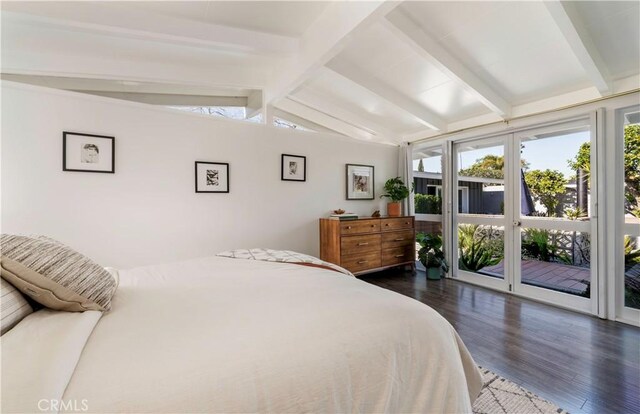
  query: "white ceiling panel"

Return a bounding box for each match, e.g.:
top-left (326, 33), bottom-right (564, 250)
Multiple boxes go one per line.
top-left (416, 81), bottom-right (491, 122)
top-left (337, 22), bottom-right (417, 77)
top-left (475, 35), bottom-right (594, 104)
top-left (573, 1), bottom-right (640, 80)
top-left (130, 1), bottom-right (328, 37)
top-left (202, 1), bottom-right (328, 37)
top-left (2, 1), bottom-right (326, 38)
top-left (300, 69), bottom-right (424, 133)
top-left (376, 54), bottom-right (451, 97)
top-left (401, 1), bottom-right (508, 42)
top-left (401, 1), bottom-right (591, 104)
top-left (2, 20), bottom-right (270, 68)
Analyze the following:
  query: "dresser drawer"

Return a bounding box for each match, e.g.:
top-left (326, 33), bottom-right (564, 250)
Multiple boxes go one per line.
top-left (340, 219), bottom-right (380, 235)
top-left (341, 234), bottom-right (381, 255)
top-left (341, 252), bottom-right (381, 273)
top-left (381, 230), bottom-right (415, 249)
top-left (381, 218), bottom-right (414, 232)
top-left (381, 245), bottom-right (415, 267)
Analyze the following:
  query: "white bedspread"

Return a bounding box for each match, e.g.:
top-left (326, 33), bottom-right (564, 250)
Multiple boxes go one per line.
top-left (2, 256), bottom-right (482, 413)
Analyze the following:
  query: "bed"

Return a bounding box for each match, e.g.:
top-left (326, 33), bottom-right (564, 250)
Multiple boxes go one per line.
top-left (2, 254), bottom-right (482, 413)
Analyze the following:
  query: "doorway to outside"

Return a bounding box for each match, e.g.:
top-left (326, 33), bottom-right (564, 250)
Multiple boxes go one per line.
top-left (412, 118), bottom-right (598, 314)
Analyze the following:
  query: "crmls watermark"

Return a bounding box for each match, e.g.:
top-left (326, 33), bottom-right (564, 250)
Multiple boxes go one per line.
top-left (38, 399), bottom-right (89, 412)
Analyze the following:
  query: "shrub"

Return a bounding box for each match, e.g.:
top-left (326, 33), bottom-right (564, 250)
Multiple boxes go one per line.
top-left (521, 228), bottom-right (571, 264)
top-left (415, 194), bottom-right (442, 214)
top-left (457, 224), bottom-right (502, 272)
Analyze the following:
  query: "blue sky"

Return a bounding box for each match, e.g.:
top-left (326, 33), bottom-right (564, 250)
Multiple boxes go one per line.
top-left (413, 131), bottom-right (590, 178)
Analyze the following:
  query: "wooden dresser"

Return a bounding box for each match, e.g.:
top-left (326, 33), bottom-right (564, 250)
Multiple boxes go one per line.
top-left (319, 216), bottom-right (415, 275)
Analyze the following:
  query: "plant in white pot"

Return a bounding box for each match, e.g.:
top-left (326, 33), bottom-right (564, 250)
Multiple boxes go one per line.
top-left (380, 177), bottom-right (412, 217)
top-left (417, 233), bottom-right (449, 280)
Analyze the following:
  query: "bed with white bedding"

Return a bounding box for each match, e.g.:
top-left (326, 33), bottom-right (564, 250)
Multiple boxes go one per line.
top-left (2, 255), bottom-right (482, 413)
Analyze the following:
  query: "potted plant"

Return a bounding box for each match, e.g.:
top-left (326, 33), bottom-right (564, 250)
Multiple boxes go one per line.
top-left (380, 177), bottom-right (412, 217)
top-left (416, 233), bottom-right (449, 280)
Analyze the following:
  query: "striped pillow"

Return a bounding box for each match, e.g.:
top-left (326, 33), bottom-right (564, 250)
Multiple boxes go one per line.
top-left (1, 277), bottom-right (34, 335)
top-left (0, 235), bottom-right (116, 312)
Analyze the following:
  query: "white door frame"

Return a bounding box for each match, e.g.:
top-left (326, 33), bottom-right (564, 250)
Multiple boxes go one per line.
top-left (449, 116), bottom-right (600, 316)
top-left (509, 117), bottom-right (596, 315)
top-left (614, 105), bottom-right (640, 325)
top-left (452, 135), bottom-right (511, 292)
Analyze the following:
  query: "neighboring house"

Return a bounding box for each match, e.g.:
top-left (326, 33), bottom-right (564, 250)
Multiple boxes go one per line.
top-left (414, 171), bottom-right (587, 216)
top-left (414, 171), bottom-right (504, 214)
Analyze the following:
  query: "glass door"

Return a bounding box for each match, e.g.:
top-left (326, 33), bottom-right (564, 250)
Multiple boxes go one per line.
top-left (617, 106), bottom-right (640, 324)
top-left (450, 119), bottom-right (597, 315)
top-left (452, 136), bottom-right (510, 292)
top-left (512, 119), bottom-right (595, 313)
top-left (413, 146), bottom-right (445, 271)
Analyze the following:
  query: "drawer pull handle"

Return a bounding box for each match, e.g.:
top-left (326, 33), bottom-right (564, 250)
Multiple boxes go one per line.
top-left (371, 225), bottom-right (375, 227)
top-left (394, 238), bottom-right (404, 241)
top-left (357, 242), bottom-right (369, 246)
top-left (346, 226), bottom-right (352, 229)
top-left (385, 224), bottom-right (389, 226)
top-left (405, 222), bottom-right (410, 225)
top-left (395, 254), bottom-right (405, 258)
top-left (357, 260), bottom-right (367, 264)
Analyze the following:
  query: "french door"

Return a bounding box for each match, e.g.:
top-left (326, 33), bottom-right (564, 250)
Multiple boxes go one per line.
top-left (451, 117), bottom-right (598, 314)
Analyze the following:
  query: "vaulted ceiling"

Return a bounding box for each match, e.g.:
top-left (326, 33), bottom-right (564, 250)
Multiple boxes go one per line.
top-left (2, 1), bottom-right (639, 145)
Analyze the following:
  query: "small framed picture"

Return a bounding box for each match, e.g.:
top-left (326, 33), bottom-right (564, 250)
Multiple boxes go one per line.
top-left (346, 164), bottom-right (374, 200)
top-left (195, 161), bottom-right (229, 193)
top-left (281, 154), bottom-right (306, 182)
top-left (63, 131), bottom-right (115, 173)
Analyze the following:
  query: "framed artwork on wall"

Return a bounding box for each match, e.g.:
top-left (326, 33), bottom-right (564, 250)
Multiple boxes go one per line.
top-left (195, 161), bottom-right (229, 193)
top-left (346, 164), bottom-right (374, 200)
top-left (281, 154), bottom-right (306, 182)
top-left (63, 131), bottom-right (115, 173)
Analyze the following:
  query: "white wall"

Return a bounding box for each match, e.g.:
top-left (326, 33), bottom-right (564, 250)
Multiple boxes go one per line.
top-left (1, 82), bottom-right (398, 268)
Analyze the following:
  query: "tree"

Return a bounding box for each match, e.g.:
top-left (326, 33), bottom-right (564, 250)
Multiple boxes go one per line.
top-left (458, 155), bottom-right (528, 179)
top-left (525, 169), bottom-right (567, 216)
top-left (459, 155), bottom-right (505, 179)
top-left (624, 124), bottom-right (640, 217)
top-left (568, 125), bottom-right (640, 216)
top-left (418, 158), bottom-right (424, 172)
top-left (567, 141), bottom-right (590, 175)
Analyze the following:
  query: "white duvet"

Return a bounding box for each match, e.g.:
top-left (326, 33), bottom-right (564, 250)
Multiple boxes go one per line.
top-left (2, 256), bottom-right (482, 413)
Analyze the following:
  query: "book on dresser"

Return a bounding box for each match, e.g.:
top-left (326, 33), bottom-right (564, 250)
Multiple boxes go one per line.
top-left (319, 216), bottom-right (416, 275)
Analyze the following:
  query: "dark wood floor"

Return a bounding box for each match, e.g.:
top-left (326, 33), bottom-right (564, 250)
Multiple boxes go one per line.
top-left (360, 269), bottom-right (640, 414)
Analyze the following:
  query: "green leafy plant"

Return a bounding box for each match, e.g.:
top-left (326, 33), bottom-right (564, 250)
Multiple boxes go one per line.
top-left (564, 207), bottom-right (587, 220)
top-left (458, 237), bottom-right (502, 272)
top-left (457, 225), bottom-right (502, 272)
top-left (380, 177), bottom-right (412, 202)
top-left (416, 233), bottom-right (449, 274)
top-left (625, 235), bottom-right (640, 265)
top-left (414, 194), bottom-right (442, 214)
top-left (521, 228), bottom-right (571, 264)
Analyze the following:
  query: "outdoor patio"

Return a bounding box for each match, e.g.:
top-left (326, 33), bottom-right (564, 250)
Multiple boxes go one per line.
top-left (481, 260), bottom-right (590, 296)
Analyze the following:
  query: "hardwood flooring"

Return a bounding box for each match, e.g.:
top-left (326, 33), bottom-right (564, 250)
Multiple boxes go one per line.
top-left (360, 269), bottom-right (640, 414)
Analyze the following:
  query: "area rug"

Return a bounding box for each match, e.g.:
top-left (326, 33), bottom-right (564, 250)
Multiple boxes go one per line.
top-left (473, 367), bottom-right (569, 414)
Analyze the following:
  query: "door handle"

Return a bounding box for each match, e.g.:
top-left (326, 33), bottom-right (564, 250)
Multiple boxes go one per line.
top-left (513, 221), bottom-right (521, 227)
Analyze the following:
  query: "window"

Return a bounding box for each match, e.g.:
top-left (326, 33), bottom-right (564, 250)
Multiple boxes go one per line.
top-left (169, 106), bottom-right (247, 120)
top-left (273, 117), bottom-right (311, 131)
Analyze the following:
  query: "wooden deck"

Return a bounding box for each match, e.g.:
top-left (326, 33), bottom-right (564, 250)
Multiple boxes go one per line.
top-left (481, 260), bottom-right (590, 295)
